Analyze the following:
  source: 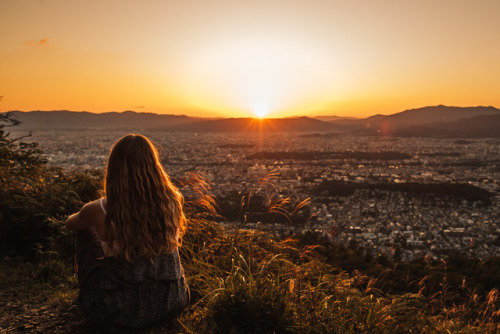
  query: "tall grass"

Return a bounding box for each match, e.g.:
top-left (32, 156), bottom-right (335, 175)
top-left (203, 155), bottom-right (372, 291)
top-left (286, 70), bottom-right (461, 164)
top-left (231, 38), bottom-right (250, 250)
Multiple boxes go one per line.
top-left (171, 172), bottom-right (500, 333)
top-left (3, 167), bottom-right (498, 333)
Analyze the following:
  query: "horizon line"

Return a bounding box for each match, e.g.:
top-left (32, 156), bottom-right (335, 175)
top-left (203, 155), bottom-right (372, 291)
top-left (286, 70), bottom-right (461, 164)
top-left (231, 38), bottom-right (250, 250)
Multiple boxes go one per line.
top-left (6, 104), bottom-right (499, 120)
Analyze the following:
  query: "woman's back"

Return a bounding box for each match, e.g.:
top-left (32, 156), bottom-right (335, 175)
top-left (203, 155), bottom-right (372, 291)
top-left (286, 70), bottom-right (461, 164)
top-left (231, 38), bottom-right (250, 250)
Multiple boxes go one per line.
top-left (66, 134), bottom-right (189, 332)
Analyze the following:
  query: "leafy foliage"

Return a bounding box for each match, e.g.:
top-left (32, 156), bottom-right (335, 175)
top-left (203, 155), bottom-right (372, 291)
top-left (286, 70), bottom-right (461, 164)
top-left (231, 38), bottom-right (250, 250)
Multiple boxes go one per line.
top-left (0, 112), bottom-right (103, 258)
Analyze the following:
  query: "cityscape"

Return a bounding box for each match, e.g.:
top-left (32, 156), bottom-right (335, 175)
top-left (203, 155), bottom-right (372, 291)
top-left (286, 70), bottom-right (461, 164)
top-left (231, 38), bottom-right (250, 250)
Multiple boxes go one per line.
top-left (17, 129), bottom-right (500, 261)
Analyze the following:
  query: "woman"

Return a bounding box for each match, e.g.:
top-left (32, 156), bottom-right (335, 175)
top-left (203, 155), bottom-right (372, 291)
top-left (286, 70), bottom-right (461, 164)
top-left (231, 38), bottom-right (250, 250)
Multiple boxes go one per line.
top-left (66, 134), bottom-right (189, 333)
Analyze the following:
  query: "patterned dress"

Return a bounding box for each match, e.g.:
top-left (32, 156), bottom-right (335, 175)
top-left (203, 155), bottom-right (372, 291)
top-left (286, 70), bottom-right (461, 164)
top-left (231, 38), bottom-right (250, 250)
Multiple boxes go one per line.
top-left (76, 227), bottom-right (189, 333)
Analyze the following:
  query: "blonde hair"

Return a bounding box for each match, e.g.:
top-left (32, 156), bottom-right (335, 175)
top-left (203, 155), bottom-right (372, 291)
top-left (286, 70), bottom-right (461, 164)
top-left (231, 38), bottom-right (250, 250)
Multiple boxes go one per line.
top-left (104, 134), bottom-right (186, 261)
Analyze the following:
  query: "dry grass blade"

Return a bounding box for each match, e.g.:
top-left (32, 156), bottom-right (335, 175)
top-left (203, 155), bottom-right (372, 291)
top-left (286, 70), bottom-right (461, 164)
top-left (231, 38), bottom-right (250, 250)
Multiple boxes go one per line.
top-left (258, 169), bottom-right (280, 186)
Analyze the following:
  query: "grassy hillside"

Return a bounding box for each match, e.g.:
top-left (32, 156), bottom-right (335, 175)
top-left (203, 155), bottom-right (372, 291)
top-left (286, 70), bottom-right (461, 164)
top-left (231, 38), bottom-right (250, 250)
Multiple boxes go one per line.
top-left (2, 214), bottom-right (499, 333)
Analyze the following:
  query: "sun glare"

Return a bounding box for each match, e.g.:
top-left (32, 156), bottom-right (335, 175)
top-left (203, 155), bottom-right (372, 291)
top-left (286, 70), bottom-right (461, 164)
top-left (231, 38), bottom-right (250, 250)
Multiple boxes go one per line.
top-left (253, 103), bottom-right (269, 118)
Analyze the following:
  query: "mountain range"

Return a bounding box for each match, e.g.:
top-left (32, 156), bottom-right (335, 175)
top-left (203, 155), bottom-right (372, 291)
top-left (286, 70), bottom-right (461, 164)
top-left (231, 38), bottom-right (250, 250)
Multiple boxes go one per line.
top-left (9, 110), bottom-right (200, 130)
top-left (8, 105), bottom-right (500, 138)
top-left (160, 116), bottom-right (339, 133)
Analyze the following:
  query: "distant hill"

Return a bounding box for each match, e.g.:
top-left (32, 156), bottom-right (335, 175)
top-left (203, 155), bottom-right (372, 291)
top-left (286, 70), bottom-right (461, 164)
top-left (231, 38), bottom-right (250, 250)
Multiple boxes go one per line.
top-left (393, 114), bottom-right (500, 138)
top-left (368, 105), bottom-right (499, 125)
top-left (332, 105), bottom-right (500, 135)
top-left (10, 110), bottom-right (202, 130)
top-left (10, 111), bottom-right (337, 133)
top-left (312, 115), bottom-right (359, 123)
top-left (7, 106), bottom-right (499, 137)
top-left (162, 116), bottom-right (338, 133)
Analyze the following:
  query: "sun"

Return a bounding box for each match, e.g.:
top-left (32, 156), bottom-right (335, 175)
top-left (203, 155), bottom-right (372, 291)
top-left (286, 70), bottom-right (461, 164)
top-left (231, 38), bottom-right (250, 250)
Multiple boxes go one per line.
top-left (253, 103), bottom-right (269, 118)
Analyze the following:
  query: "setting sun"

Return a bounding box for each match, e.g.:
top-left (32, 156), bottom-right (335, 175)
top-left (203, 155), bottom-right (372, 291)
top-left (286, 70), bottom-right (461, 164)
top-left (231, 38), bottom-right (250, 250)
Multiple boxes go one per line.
top-left (253, 103), bottom-right (269, 118)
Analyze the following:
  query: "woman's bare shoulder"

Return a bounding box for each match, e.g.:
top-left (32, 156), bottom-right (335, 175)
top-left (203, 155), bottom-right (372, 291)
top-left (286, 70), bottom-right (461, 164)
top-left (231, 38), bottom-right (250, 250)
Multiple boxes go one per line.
top-left (81, 199), bottom-right (105, 217)
top-left (65, 199), bottom-right (105, 231)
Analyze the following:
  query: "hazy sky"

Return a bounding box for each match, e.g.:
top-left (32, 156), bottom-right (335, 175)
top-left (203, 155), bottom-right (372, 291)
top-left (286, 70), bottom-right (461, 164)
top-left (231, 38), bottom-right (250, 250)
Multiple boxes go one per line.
top-left (1, 0), bottom-right (500, 118)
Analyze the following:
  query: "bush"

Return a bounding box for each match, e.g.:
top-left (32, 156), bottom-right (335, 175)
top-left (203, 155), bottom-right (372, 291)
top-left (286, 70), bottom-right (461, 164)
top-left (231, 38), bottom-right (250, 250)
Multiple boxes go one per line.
top-left (0, 112), bottom-right (103, 258)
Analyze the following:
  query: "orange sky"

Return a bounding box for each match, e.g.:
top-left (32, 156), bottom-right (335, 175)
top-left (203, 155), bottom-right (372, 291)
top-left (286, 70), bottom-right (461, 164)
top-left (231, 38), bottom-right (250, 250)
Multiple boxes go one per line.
top-left (1, 0), bottom-right (500, 118)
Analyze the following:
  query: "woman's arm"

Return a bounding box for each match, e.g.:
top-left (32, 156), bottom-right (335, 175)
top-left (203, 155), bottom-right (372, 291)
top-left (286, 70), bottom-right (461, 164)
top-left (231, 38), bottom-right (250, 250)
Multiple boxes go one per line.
top-left (65, 202), bottom-right (96, 231)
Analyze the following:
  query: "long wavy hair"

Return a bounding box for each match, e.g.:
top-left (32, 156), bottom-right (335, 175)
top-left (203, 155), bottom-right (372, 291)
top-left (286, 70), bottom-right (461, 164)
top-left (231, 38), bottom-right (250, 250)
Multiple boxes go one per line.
top-left (104, 134), bottom-right (186, 261)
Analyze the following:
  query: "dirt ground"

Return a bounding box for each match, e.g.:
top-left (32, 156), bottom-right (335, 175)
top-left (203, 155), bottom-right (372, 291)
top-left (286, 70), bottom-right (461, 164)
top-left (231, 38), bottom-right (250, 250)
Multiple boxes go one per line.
top-left (0, 259), bottom-right (91, 333)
